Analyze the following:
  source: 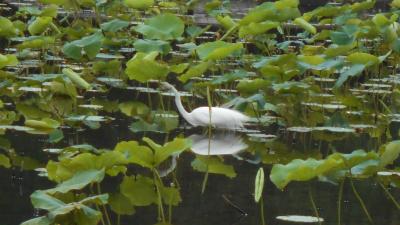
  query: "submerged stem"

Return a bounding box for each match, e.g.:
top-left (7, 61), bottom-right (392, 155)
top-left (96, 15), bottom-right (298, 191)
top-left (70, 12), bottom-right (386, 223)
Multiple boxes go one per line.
top-left (378, 181), bottom-right (400, 210)
top-left (349, 177), bottom-right (374, 224)
top-left (96, 183), bottom-right (112, 225)
top-left (337, 178), bottom-right (345, 225)
top-left (260, 196), bottom-right (266, 225)
top-left (308, 186), bottom-right (322, 225)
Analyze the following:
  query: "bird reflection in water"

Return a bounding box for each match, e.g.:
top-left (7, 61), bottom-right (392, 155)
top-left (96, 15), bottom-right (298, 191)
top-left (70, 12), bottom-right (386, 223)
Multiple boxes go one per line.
top-left (188, 131), bottom-right (248, 155)
top-left (158, 131), bottom-right (248, 177)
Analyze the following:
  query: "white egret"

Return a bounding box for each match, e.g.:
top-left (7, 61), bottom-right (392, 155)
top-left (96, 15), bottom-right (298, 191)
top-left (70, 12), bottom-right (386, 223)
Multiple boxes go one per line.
top-left (160, 82), bottom-right (249, 129)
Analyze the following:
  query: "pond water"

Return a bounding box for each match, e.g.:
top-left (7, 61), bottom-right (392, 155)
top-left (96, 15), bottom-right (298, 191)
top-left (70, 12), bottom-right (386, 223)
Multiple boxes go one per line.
top-left (1, 0), bottom-right (400, 225)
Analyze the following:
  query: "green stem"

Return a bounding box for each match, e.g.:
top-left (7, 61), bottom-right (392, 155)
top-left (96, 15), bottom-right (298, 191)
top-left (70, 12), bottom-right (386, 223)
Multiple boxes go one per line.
top-left (96, 183), bottom-right (112, 225)
top-left (50, 22), bottom-right (61, 34)
top-left (308, 186), bottom-right (322, 225)
top-left (153, 169), bottom-right (166, 223)
top-left (260, 196), bottom-right (266, 225)
top-left (349, 177), bottom-right (374, 224)
top-left (202, 86), bottom-right (213, 194)
top-left (337, 178), bottom-right (345, 225)
top-left (220, 24), bottom-right (239, 41)
top-left (91, 184), bottom-right (106, 225)
top-left (378, 181), bottom-right (400, 210)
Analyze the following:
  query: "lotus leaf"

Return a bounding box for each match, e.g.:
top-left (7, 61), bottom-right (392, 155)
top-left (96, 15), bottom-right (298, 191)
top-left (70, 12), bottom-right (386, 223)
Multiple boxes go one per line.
top-left (179, 61), bottom-right (211, 82)
top-left (114, 141), bottom-right (153, 168)
top-left (125, 52), bottom-right (169, 82)
top-left (28, 17), bottom-right (52, 35)
top-left (294, 17), bottom-right (316, 34)
top-left (196, 41), bottom-right (243, 60)
top-left (109, 193), bottom-right (136, 215)
top-left (0, 54), bottom-right (18, 69)
top-left (134, 39), bottom-right (171, 55)
top-left (191, 156), bottom-right (236, 178)
top-left (143, 137), bottom-right (191, 166)
top-left (380, 140), bottom-right (400, 168)
top-left (334, 64), bottom-right (365, 88)
top-left (135, 14), bottom-right (184, 40)
top-left (100, 19), bottom-right (129, 32)
top-left (254, 167), bottom-right (264, 202)
top-left (62, 31), bottom-right (104, 60)
top-left (120, 175), bottom-right (157, 206)
top-left (0, 154), bottom-right (10, 168)
top-left (124, 0), bottom-right (154, 9)
top-left (45, 169), bottom-right (105, 194)
top-left (0, 17), bottom-right (17, 37)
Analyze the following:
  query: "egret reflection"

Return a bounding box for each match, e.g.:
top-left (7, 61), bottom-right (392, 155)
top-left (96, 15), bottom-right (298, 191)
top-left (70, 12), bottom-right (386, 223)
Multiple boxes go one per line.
top-left (189, 131), bottom-right (248, 155)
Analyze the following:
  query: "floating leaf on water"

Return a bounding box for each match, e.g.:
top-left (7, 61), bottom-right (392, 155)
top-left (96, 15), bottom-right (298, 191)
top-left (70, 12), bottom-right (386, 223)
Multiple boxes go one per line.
top-left (0, 125), bottom-right (35, 132)
top-left (65, 115), bottom-right (111, 122)
top-left (78, 104), bottom-right (104, 110)
top-left (276, 215), bottom-right (324, 223)
top-left (287, 127), bottom-right (313, 133)
top-left (100, 19), bottom-right (129, 32)
top-left (301, 102), bottom-right (346, 110)
top-left (313, 126), bottom-right (355, 133)
top-left (377, 171), bottom-right (400, 177)
top-left (17, 87), bottom-right (47, 92)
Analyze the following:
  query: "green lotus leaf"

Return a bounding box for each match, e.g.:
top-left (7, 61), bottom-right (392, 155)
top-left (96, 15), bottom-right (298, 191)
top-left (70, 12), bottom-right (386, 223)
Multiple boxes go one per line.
top-left (216, 15), bottom-right (236, 30)
top-left (191, 156), bottom-right (236, 178)
top-left (109, 193), bottom-right (136, 215)
top-left (294, 17), bottom-right (316, 34)
top-left (119, 101), bottom-right (150, 117)
top-left (25, 118), bottom-right (60, 133)
top-left (196, 41), bottom-right (243, 60)
top-left (114, 141), bottom-right (153, 168)
top-left (0, 17), bottom-right (17, 37)
top-left (62, 68), bottom-right (91, 90)
top-left (347, 52), bottom-right (379, 66)
top-left (330, 31), bottom-right (355, 45)
top-left (351, 0), bottom-right (375, 12)
top-left (270, 150), bottom-right (379, 189)
top-left (161, 187), bottom-right (181, 206)
top-left (334, 64), bottom-right (365, 88)
top-left (0, 154), bottom-right (10, 168)
top-left (0, 54), bottom-right (18, 69)
top-left (17, 36), bottom-right (55, 49)
top-left (62, 31), bottom-right (103, 60)
top-left (239, 21), bottom-right (279, 38)
top-left (125, 52), bottom-right (169, 82)
top-left (143, 137), bottom-right (191, 166)
top-left (28, 16), bottom-right (52, 35)
top-left (380, 140), bottom-right (400, 168)
top-left (100, 19), bottom-right (129, 32)
top-left (179, 61), bottom-right (211, 83)
top-left (120, 175), bottom-right (157, 206)
top-left (45, 169), bottom-right (105, 194)
top-left (254, 167), bottom-right (265, 203)
top-left (134, 39), bottom-right (171, 54)
top-left (124, 0), bottom-right (154, 9)
top-left (135, 14), bottom-right (184, 40)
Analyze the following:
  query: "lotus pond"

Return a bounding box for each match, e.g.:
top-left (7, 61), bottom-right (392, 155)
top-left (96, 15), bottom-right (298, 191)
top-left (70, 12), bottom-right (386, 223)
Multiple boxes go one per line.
top-left (0, 0), bottom-right (400, 224)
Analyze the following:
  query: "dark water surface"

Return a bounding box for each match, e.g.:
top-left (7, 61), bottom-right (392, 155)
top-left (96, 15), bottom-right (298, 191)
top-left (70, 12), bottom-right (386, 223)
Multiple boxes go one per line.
top-left (1, 122), bottom-right (399, 225)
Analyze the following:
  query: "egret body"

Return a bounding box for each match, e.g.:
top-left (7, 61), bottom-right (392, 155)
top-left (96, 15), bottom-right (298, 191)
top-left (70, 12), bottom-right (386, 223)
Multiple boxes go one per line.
top-left (161, 82), bottom-right (249, 129)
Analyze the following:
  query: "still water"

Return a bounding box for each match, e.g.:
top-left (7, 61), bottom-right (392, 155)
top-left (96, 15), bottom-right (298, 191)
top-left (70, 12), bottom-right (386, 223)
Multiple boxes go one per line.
top-left (1, 120), bottom-right (398, 225)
